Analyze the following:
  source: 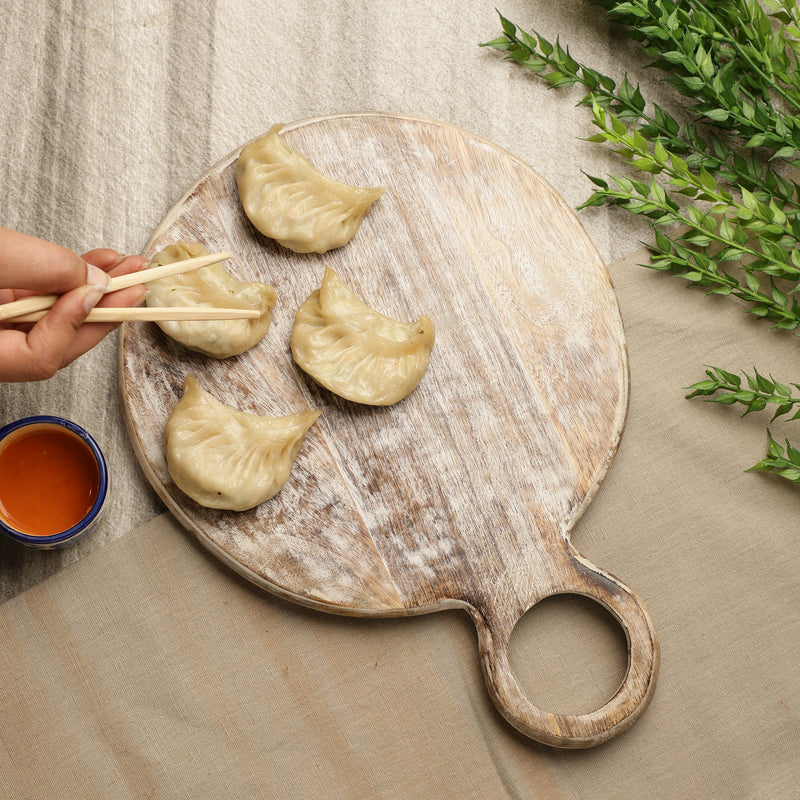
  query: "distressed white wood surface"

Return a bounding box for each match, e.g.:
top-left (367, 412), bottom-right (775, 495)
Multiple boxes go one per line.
top-left (119, 112), bottom-right (658, 748)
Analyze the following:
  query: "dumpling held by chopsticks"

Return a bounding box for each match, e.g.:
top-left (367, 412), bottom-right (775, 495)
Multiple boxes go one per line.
top-left (146, 241), bottom-right (276, 358)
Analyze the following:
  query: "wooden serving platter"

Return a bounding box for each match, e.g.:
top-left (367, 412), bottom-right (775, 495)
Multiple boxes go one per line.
top-left (119, 112), bottom-right (658, 748)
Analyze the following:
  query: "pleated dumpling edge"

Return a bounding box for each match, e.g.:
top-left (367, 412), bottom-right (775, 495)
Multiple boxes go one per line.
top-left (165, 374), bottom-right (321, 511)
top-left (291, 266), bottom-right (435, 406)
top-left (235, 123), bottom-right (384, 254)
top-left (146, 241), bottom-right (277, 359)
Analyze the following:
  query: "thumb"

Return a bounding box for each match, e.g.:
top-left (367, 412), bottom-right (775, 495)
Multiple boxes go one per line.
top-left (21, 269), bottom-right (111, 379)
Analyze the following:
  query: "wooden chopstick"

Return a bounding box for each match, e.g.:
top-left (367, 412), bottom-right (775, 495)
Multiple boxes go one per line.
top-left (0, 251), bottom-right (232, 323)
top-left (13, 306), bottom-right (261, 323)
top-left (109, 251), bottom-right (231, 291)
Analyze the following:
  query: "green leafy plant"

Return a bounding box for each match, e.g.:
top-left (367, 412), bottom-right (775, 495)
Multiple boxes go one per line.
top-left (482, 0), bottom-right (800, 486)
top-left (685, 366), bottom-right (800, 419)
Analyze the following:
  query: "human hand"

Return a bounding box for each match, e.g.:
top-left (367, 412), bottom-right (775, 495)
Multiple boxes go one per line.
top-left (0, 227), bottom-right (148, 382)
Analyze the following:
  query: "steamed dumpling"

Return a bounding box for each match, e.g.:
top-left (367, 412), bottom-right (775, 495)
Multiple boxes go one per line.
top-left (291, 267), bottom-right (435, 406)
top-left (165, 374), bottom-right (321, 511)
top-left (235, 124), bottom-right (384, 254)
top-left (147, 241), bottom-right (277, 358)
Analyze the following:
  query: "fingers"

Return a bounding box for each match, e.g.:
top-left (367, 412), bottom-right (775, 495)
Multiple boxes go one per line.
top-left (32, 253), bottom-right (149, 375)
top-left (0, 329), bottom-right (46, 382)
top-left (0, 227), bottom-right (100, 294)
top-left (0, 248), bottom-right (148, 381)
top-left (63, 282), bottom-right (148, 365)
top-left (81, 248), bottom-right (124, 270)
top-left (101, 253), bottom-right (148, 282)
top-left (0, 284), bottom-right (104, 381)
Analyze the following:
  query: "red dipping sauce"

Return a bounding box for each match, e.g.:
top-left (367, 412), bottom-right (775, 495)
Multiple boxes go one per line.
top-left (0, 417), bottom-right (109, 548)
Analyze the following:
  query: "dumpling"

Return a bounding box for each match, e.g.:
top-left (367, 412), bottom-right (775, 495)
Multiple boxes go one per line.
top-left (165, 374), bottom-right (321, 511)
top-left (146, 241), bottom-right (277, 358)
top-left (235, 123), bottom-right (384, 254)
top-left (291, 267), bottom-right (435, 406)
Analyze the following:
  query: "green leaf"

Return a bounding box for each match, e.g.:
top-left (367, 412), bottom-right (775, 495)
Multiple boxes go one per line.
top-left (768, 431), bottom-right (785, 458)
top-left (610, 114), bottom-right (628, 136)
top-left (686, 380), bottom-right (720, 394)
top-left (716, 367), bottom-right (742, 386)
top-left (771, 145), bottom-right (799, 160)
top-left (746, 133), bottom-right (768, 148)
top-left (585, 173), bottom-right (609, 189)
top-left (755, 370), bottom-right (775, 393)
top-left (699, 166), bottom-right (717, 192)
top-left (499, 14), bottom-right (517, 37)
top-left (741, 188), bottom-right (758, 210)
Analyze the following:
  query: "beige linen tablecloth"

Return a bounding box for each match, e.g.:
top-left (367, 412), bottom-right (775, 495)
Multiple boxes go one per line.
top-left (1, 1), bottom-right (798, 797)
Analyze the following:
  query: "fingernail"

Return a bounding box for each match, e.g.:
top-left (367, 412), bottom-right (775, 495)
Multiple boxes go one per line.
top-left (86, 264), bottom-right (111, 291)
top-left (82, 284), bottom-right (106, 314)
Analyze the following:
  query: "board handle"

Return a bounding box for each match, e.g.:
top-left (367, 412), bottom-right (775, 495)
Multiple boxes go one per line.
top-left (470, 550), bottom-right (659, 748)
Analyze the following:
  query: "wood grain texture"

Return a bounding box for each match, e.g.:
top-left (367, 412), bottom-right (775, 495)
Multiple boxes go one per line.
top-left (118, 112), bottom-right (658, 748)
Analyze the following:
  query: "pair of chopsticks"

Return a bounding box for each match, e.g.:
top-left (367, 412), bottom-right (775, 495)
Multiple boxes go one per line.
top-left (0, 251), bottom-right (261, 323)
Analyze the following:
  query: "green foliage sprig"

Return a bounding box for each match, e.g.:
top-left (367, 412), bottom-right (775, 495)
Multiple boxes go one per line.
top-left (684, 366), bottom-right (800, 485)
top-left (686, 366), bottom-right (800, 419)
top-left (595, 0), bottom-right (800, 149)
top-left (482, 0), bottom-right (800, 486)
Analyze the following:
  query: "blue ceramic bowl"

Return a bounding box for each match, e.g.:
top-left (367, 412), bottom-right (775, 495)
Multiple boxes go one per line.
top-left (0, 416), bottom-right (110, 549)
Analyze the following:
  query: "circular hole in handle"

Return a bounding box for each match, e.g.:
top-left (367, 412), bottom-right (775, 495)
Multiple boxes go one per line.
top-left (509, 593), bottom-right (629, 717)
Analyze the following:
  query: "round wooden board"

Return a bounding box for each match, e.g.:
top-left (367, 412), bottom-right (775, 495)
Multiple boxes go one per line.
top-left (119, 112), bottom-right (658, 747)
